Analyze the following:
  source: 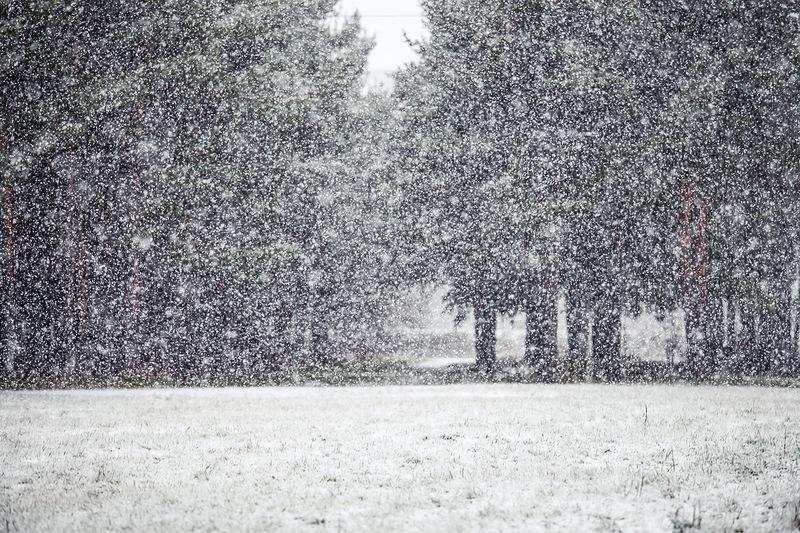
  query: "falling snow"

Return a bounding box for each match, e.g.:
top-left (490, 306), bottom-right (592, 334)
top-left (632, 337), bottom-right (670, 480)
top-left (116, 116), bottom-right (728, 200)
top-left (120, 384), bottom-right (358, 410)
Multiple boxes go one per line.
top-left (1, 0), bottom-right (800, 530)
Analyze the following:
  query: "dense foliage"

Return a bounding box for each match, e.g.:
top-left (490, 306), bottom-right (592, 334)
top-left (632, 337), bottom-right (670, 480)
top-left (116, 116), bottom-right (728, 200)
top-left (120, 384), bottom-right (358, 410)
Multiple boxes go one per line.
top-left (2, 0), bottom-right (798, 385)
top-left (393, 0), bottom-right (800, 379)
top-left (1, 0), bottom-right (393, 384)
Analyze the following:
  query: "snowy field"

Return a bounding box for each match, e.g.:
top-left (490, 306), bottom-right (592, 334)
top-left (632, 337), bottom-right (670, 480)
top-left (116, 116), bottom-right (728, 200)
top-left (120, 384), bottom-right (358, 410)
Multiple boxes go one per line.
top-left (1, 385), bottom-right (799, 532)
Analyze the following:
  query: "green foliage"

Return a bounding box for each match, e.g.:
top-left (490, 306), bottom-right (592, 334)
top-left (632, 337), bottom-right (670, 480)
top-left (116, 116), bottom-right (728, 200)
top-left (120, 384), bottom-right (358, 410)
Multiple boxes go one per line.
top-left (1, 0), bottom-right (396, 382)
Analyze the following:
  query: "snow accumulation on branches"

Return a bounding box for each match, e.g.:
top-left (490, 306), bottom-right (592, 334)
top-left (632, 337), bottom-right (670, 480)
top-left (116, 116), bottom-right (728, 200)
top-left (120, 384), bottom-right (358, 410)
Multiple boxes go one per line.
top-left (1, 1), bottom-right (800, 386)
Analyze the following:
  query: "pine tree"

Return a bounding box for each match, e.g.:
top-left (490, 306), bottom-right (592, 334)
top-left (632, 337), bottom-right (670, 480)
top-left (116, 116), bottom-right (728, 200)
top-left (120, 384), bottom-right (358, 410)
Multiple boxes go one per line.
top-left (2, 0), bottom-right (385, 383)
top-left (393, 0), bottom-right (545, 372)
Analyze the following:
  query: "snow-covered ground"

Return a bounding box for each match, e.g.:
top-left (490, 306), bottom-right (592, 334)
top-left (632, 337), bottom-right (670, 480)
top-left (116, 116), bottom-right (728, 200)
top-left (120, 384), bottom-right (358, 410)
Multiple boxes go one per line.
top-left (1, 385), bottom-right (799, 532)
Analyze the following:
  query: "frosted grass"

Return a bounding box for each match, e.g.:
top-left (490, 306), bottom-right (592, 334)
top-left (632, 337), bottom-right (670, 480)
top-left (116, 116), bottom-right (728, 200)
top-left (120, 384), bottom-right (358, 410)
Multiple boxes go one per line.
top-left (1, 385), bottom-right (799, 532)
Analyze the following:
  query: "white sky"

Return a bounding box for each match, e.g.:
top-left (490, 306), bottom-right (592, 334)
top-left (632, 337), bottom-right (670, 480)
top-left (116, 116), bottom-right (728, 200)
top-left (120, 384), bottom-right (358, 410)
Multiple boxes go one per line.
top-left (337, 0), bottom-right (425, 83)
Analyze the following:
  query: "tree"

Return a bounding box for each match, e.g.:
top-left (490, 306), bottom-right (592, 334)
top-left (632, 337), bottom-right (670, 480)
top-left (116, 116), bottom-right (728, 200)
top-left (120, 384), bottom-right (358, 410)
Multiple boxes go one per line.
top-left (1, 0), bottom-right (390, 384)
top-left (649, 0), bottom-right (800, 377)
top-left (393, 0), bottom-right (564, 373)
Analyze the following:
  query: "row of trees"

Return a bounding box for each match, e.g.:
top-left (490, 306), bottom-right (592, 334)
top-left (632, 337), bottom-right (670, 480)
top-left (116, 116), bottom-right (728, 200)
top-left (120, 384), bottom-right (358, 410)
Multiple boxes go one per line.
top-left (1, 0), bottom-right (395, 383)
top-left (1, 0), bottom-right (798, 384)
top-left (392, 0), bottom-right (800, 380)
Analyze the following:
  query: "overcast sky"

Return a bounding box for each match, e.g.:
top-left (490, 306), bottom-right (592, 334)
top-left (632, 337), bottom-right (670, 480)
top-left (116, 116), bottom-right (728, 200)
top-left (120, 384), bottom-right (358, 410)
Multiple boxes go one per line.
top-left (337, 0), bottom-right (425, 83)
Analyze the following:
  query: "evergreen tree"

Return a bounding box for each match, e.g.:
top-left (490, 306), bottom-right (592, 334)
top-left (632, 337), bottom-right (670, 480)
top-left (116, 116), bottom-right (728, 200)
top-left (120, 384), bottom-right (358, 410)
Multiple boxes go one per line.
top-left (393, 0), bottom-right (546, 372)
top-left (1, 0), bottom-right (389, 383)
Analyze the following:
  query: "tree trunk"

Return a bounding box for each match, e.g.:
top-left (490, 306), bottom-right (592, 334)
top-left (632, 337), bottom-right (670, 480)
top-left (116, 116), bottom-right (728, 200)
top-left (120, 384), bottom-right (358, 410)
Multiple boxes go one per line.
top-left (566, 288), bottom-right (590, 382)
top-left (592, 289), bottom-right (622, 382)
top-left (738, 302), bottom-right (759, 374)
top-left (793, 271), bottom-right (800, 368)
top-left (309, 285), bottom-right (331, 367)
top-left (793, 276), bottom-right (800, 375)
top-left (1, 183), bottom-right (14, 379)
top-left (64, 170), bottom-right (78, 378)
top-left (684, 301), bottom-right (709, 377)
top-left (122, 254), bottom-right (140, 376)
top-left (524, 284), bottom-right (557, 380)
top-left (310, 312), bottom-right (330, 367)
top-left (721, 298), bottom-right (736, 371)
top-left (775, 287), bottom-right (795, 375)
top-left (74, 191), bottom-right (88, 378)
top-left (680, 178), bottom-right (713, 379)
top-left (793, 297), bottom-right (799, 369)
top-left (474, 299), bottom-right (496, 372)
top-left (706, 295), bottom-right (724, 374)
top-left (757, 282), bottom-right (793, 375)
top-left (754, 304), bottom-right (771, 374)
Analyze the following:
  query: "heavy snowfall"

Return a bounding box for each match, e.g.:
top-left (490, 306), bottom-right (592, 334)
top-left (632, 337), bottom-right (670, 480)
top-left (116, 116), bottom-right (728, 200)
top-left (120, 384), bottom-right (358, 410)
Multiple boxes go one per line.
top-left (1, 0), bottom-right (800, 531)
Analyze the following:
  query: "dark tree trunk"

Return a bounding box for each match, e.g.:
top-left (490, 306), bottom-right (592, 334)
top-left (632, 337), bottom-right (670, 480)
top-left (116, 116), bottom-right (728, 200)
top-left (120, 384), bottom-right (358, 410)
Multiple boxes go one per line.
top-left (793, 291), bottom-right (799, 368)
top-left (722, 298), bottom-right (736, 371)
top-left (792, 278), bottom-right (800, 375)
top-left (738, 302), bottom-right (760, 374)
top-left (474, 299), bottom-right (496, 372)
top-left (793, 271), bottom-right (800, 368)
top-left (706, 295), bottom-right (724, 374)
top-left (309, 286), bottom-right (331, 367)
top-left (310, 313), bottom-right (330, 367)
top-left (592, 289), bottom-right (622, 382)
top-left (775, 289), bottom-right (795, 375)
top-left (757, 284), bottom-right (793, 375)
top-left (121, 254), bottom-right (141, 376)
top-left (684, 301), bottom-right (711, 378)
top-left (680, 177), bottom-right (714, 379)
top-left (565, 288), bottom-right (590, 382)
top-left (754, 306), bottom-right (772, 374)
top-left (524, 284), bottom-right (557, 380)
top-left (1, 183), bottom-right (14, 379)
top-left (64, 169), bottom-right (78, 378)
top-left (74, 193), bottom-right (88, 378)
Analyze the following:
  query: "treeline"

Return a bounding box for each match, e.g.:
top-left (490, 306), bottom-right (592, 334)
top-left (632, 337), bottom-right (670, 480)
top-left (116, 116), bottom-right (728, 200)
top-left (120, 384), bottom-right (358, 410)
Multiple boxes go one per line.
top-left (1, 0), bottom-right (396, 384)
top-left (393, 0), bottom-right (800, 380)
top-left (1, 0), bottom-right (799, 385)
